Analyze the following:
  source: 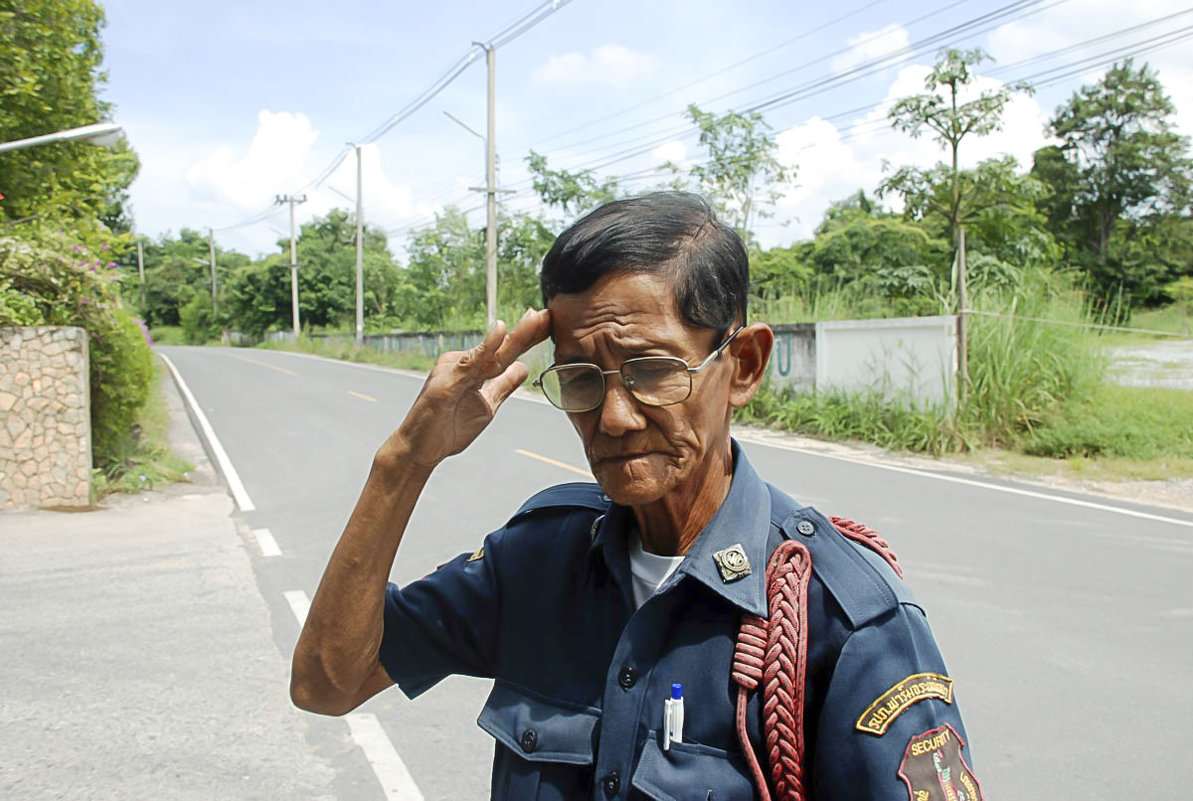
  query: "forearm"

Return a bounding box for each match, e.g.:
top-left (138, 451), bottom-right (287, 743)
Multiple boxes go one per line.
top-left (291, 435), bottom-right (432, 713)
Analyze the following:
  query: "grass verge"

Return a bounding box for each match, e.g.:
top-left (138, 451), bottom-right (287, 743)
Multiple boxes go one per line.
top-left (91, 359), bottom-right (194, 499)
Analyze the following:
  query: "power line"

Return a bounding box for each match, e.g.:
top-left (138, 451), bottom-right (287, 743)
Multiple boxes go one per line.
top-left (212, 0), bottom-right (575, 233)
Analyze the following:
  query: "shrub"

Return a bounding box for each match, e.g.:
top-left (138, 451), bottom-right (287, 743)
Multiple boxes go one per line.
top-left (0, 227), bottom-right (155, 469)
top-left (179, 292), bottom-right (219, 344)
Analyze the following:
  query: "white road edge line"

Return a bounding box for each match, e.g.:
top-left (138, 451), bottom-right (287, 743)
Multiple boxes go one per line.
top-left (252, 527), bottom-right (282, 557)
top-left (282, 590), bottom-right (310, 626)
top-left (159, 352), bottom-right (256, 512)
top-left (736, 434), bottom-right (1193, 529)
top-left (345, 713), bottom-right (426, 801)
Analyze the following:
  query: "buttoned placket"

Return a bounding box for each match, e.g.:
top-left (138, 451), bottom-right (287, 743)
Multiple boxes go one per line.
top-left (591, 560), bottom-right (688, 800)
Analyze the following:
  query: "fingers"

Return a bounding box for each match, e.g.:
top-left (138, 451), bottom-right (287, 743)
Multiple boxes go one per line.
top-left (493, 308), bottom-right (551, 367)
top-left (454, 319), bottom-right (508, 379)
top-left (482, 361), bottom-right (530, 410)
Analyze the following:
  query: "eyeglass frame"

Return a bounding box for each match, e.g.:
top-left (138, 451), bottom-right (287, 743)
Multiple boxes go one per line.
top-left (532, 325), bottom-right (745, 413)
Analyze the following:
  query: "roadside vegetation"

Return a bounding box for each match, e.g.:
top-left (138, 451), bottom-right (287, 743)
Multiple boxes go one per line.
top-left (0, 1), bottom-right (181, 496)
top-left (91, 359), bottom-right (193, 499)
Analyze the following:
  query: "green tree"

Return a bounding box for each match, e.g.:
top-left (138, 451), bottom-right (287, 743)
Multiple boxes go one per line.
top-left (684, 103), bottom-right (795, 235)
top-left (0, 0), bottom-right (139, 229)
top-left (1038, 60), bottom-right (1193, 306)
top-left (498, 211), bottom-right (557, 316)
top-left (221, 209), bottom-right (400, 334)
top-left (399, 206), bottom-right (485, 328)
top-left (526, 150), bottom-right (619, 217)
top-left (886, 157), bottom-right (1057, 276)
top-left (1049, 60), bottom-right (1191, 261)
top-left (135, 229), bottom-right (238, 329)
top-left (808, 192), bottom-right (946, 311)
top-left (883, 48), bottom-right (1031, 251)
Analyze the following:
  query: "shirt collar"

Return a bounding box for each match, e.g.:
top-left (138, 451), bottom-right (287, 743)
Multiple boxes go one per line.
top-left (589, 439), bottom-right (771, 617)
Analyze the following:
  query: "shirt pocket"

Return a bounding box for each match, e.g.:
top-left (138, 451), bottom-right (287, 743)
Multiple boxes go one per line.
top-left (478, 680), bottom-right (599, 801)
top-left (631, 735), bottom-right (757, 801)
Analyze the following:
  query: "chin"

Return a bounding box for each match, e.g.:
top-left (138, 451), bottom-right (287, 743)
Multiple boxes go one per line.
top-left (593, 456), bottom-right (679, 507)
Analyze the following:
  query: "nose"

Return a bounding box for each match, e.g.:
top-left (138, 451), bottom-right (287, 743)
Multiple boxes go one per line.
top-left (597, 377), bottom-right (646, 437)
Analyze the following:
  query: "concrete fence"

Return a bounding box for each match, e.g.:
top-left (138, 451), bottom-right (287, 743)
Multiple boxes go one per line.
top-left (1, 327), bottom-right (92, 510)
top-left (769, 316), bottom-right (958, 408)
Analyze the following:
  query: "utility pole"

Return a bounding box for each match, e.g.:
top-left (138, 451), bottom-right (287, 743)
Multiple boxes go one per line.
top-left (208, 227), bottom-right (218, 315)
top-left (354, 144), bottom-right (364, 346)
top-left (956, 226), bottom-right (969, 407)
top-left (484, 43), bottom-right (497, 329)
top-left (136, 239), bottom-right (145, 310)
top-left (275, 193), bottom-right (307, 337)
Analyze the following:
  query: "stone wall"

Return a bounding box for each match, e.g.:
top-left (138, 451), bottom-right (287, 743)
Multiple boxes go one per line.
top-left (0, 327), bottom-right (91, 509)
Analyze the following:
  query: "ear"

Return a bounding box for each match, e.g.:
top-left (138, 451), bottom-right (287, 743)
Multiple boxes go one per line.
top-left (727, 323), bottom-right (774, 408)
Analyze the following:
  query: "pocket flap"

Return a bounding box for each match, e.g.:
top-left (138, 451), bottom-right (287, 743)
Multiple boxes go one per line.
top-left (632, 735), bottom-right (756, 801)
top-left (477, 681), bottom-right (599, 766)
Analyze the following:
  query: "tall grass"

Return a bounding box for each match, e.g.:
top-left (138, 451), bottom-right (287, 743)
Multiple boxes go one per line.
top-left (741, 267), bottom-right (1109, 456)
top-left (960, 269), bottom-right (1105, 446)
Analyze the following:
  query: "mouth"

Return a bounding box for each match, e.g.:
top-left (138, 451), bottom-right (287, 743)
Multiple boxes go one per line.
top-left (594, 452), bottom-right (653, 467)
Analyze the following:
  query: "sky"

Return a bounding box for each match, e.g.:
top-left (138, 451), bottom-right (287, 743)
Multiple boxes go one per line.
top-left (97, 0), bottom-right (1193, 258)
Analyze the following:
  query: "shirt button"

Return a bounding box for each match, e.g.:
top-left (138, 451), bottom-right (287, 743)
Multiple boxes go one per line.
top-left (618, 666), bottom-right (637, 689)
top-left (796, 520), bottom-right (815, 536)
top-left (519, 729), bottom-right (537, 753)
top-left (601, 772), bottom-right (620, 798)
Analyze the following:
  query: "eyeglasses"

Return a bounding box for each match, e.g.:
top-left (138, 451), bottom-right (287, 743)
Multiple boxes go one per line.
top-left (533, 326), bottom-right (744, 413)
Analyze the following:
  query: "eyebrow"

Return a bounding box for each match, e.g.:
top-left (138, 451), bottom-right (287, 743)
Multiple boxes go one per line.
top-left (553, 339), bottom-right (691, 365)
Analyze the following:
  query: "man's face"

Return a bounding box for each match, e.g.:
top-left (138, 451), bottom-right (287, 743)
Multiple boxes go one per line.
top-left (547, 271), bottom-right (735, 508)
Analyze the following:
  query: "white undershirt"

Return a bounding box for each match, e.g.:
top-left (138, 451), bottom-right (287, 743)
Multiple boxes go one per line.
top-left (628, 532), bottom-right (684, 609)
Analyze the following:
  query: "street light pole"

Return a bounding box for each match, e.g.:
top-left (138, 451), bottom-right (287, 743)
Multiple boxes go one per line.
top-left (0, 122), bottom-right (123, 154)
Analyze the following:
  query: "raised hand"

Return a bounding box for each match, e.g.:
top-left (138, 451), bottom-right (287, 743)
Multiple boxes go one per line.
top-left (390, 308), bottom-right (552, 470)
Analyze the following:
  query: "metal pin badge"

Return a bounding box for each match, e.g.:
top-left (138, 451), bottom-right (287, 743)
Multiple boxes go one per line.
top-left (712, 544), bottom-right (751, 583)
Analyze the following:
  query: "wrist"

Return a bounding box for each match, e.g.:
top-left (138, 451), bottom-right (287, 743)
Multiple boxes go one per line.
top-left (374, 434), bottom-right (437, 480)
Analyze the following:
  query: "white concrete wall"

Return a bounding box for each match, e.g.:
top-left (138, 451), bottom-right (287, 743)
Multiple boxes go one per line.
top-left (815, 316), bottom-right (957, 408)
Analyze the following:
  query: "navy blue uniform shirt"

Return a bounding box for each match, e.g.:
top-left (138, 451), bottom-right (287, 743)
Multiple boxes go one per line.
top-left (380, 443), bottom-right (981, 800)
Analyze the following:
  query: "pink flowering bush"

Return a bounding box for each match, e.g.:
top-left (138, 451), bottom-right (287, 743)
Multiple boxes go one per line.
top-left (0, 227), bottom-right (154, 468)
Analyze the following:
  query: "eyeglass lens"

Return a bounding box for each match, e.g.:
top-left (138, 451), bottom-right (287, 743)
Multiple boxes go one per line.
top-left (540, 358), bottom-right (692, 411)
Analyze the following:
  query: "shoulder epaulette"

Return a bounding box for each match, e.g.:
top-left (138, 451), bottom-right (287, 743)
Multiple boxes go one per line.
top-left (509, 482), bottom-right (608, 521)
top-left (766, 484), bottom-right (915, 629)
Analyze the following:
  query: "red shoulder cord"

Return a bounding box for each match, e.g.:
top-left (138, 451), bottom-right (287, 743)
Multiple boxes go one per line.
top-left (731, 517), bottom-right (901, 801)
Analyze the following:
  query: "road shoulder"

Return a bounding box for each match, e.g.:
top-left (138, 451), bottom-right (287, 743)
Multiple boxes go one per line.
top-left (0, 359), bottom-right (337, 800)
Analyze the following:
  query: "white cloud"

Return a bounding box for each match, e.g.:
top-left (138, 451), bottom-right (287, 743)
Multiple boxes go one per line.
top-left (186, 110), bottom-right (318, 210)
top-left (314, 144), bottom-right (439, 234)
top-left (532, 44), bottom-right (658, 88)
top-left (832, 24), bottom-right (911, 74)
top-left (651, 140), bottom-right (688, 166)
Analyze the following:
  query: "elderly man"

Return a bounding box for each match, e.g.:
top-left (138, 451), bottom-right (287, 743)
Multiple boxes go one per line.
top-left (292, 193), bottom-right (981, 800)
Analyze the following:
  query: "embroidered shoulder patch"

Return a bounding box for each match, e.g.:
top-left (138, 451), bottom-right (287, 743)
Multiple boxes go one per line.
top-left (466, 546), bottom-right (485, 563)
top-left (898, 723), bottom-right (983, 801)
top-left (857, 673), bottom-right (954, 735)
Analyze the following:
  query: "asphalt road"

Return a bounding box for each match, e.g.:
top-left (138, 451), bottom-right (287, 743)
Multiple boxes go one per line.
top-left (159, 345), bottom-right (1193, 800)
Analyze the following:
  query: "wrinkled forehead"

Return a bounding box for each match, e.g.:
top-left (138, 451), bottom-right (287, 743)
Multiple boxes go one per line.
top-left (547, 271), bottom-right (713, 359)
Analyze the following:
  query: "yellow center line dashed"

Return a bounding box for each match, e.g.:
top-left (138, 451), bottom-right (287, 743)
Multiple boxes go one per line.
top-left (348, 390), bottom-right (378, 402)
top-left (515, 449), bottom-right (593, 478)
top-left (233, 355), bottom-right (298, 376)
